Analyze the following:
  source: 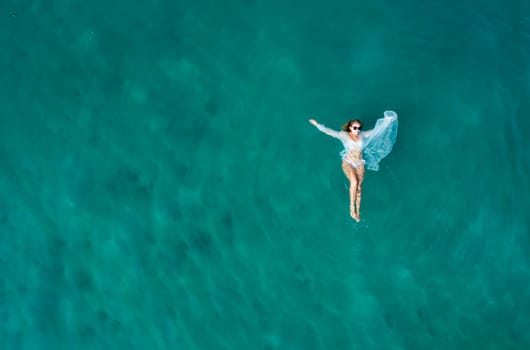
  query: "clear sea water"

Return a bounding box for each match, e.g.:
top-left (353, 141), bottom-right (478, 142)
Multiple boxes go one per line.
top-left (1, 0), bottom-right (530, 349)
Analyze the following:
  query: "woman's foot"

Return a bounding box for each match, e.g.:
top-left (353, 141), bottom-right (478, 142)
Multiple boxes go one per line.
top-left (350, 205), bottom-right (357, 220)
top-left (350, 205), bottom-right (360, 222)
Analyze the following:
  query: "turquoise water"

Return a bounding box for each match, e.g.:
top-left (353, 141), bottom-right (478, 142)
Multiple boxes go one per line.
top-left (2, 0), bottom-right (530, 348)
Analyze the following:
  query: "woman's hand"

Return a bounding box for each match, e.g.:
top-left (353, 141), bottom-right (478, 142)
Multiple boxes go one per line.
top-left (383, 111), bottom-right (397, 122)
top-left (309, 119), bottom-right (318, 126)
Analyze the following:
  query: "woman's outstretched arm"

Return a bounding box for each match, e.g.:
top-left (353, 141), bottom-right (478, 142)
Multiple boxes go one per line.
top-left (309, 119), bottom-right (344, 139)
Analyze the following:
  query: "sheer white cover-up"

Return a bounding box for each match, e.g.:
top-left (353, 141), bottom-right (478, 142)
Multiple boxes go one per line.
top-left (315, 111), bottom-right (398, 171)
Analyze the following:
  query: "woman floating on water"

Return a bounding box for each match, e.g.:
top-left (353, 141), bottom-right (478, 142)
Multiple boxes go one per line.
top-left (309, 111), bottom-right (398, 222)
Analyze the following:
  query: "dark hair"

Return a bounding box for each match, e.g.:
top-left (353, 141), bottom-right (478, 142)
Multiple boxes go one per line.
top-left (341, 119), bottom-right (363, 131)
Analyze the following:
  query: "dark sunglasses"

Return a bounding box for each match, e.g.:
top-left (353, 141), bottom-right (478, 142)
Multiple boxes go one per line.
top-left (352, 126), bottom-right (362, 130)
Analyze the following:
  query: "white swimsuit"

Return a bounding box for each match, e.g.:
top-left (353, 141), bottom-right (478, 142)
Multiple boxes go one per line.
top-left (339, 137), bottom-right (366, 168)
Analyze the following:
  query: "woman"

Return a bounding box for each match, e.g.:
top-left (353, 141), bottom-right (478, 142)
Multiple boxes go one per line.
top-left (309, 111), bottom-right (398, 222)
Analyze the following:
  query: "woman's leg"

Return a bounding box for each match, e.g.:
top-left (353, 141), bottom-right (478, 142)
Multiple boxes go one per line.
top-left (342, 161), bottom-right (359, 221)
top-left (355, 164), bottom-right (365, 220)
